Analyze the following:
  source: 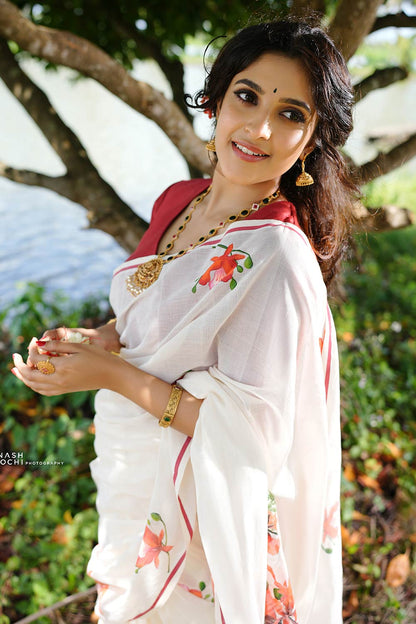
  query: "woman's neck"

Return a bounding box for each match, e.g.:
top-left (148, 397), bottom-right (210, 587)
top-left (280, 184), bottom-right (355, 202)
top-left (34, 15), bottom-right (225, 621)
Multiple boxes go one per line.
top-left (200, 169), bottom-right (282, 220)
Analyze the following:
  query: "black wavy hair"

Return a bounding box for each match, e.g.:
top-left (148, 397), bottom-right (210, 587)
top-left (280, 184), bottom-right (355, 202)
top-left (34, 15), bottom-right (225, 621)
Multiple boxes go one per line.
top-left (188, 20), bottom-right (358, 287)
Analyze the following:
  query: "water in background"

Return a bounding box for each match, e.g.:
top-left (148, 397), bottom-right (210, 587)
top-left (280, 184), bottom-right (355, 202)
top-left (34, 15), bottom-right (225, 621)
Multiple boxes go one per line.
top-left (0, 58), bottom-right (211, 309)
top-left (1, 57), bottom-right (415, 311)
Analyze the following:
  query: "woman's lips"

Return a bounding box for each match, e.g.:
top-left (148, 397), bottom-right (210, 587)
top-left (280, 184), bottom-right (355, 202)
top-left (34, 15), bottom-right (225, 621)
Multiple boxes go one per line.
top-left (231, 140), bottom-right (269, 162)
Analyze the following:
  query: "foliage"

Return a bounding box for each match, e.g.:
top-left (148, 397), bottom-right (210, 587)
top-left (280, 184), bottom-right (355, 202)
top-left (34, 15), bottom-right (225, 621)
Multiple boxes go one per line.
top-left (332, 226), bottom-right (416, 622)
top-left (15, 0), bottom-right (290, 70)
top-left (350, 34), bottom-right (416, 78)
top-left (363, 168), bottom-right (416, 214)
top-left (2, 224), bottom-right (416, 623)
top-left (0, 284), bottom-right (110, 623)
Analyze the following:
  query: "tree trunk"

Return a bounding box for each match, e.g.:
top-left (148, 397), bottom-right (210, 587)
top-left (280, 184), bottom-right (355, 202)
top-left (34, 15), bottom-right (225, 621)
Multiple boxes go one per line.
top-left (329, 0), bottom-right (384, 59)
top-left (0, 38), bottom-right (148, 252)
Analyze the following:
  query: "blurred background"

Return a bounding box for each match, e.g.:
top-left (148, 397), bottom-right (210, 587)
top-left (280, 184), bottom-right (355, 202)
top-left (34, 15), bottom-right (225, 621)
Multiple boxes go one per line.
top-left (0, 1), bottom-right (415, 623)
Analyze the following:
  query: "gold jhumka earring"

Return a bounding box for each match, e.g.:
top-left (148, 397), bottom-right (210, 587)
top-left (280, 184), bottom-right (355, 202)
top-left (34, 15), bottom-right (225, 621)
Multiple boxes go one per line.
top-left (206, 138), bottom-right (216, 152)
top-left (295, 153), bottom-right (314, 186)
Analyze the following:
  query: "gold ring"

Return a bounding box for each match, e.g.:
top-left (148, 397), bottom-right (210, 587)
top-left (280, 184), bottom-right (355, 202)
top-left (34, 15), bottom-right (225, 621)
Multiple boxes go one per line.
top-left (36, 358), bottom-right (55, 375)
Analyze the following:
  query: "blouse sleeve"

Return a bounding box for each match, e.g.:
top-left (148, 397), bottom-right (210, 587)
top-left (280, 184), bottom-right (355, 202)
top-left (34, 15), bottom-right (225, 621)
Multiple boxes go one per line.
top-left (178, 225), bottom-right (336, 624)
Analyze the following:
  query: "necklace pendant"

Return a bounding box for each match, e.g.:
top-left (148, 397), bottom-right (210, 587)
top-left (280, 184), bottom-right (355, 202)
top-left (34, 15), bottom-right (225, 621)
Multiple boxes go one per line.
top-left (126, 257), bottom-right (164, 296)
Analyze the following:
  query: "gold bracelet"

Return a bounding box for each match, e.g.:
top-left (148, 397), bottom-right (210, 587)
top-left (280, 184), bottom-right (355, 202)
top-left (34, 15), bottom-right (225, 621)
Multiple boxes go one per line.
top-left (159, 384), bottom-right (183, 428)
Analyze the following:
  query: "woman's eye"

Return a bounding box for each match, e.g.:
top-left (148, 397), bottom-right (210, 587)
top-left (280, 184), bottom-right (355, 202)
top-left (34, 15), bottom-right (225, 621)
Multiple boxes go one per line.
top-left (234, 89), bottom-right (257, 105)
top-left (281, 109), bottom-right (306, 123)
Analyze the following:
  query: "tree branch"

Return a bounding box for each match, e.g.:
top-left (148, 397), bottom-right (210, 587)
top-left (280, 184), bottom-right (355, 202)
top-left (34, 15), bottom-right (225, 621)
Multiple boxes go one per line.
top-left (108, 11), bottom-right (190, 120)
top-left (13, 586), bottom-right (96, 624)
top-left (0, 0), bottom-right (210, 174)
top-left (353, 203), bottom-right (415, 232)
top-left (0, 35), bottom-right (149, 251)
top-left (0, 162), bottom-right (74, 196)
top-left (355, 133), bottom-right (416, 184)
top-left (0, 38), bottom-right (89, 175)
top-left (354, 66), bottom-right (409, 103)
top-left (288, 0), bottom-right (326, 17)
top-left (329, 0), bottom-right (384, 60)
top-left (371, 11), bottom-right (416, 32)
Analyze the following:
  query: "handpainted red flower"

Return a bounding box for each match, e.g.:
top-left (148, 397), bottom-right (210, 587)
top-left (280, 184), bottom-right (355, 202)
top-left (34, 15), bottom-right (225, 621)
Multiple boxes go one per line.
top-left (136, 525), bottom-right (173, 569)
top-left (265, 566), bottom-right (298, 624)
top-left (179, 583), bottom-right (203, 598)
top-left (199, 244), bottom-right (245, 289)
top-left (267, 511), bottom-right (280, 555)
top-left (323, 502), bottom-right (339, 543)
top-left (265, 581), bottom-right (297, 623)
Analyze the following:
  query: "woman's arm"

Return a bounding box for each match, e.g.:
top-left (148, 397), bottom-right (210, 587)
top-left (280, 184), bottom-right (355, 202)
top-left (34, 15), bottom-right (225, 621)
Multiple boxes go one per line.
top-left (12, 339), bottom-right (200, 438)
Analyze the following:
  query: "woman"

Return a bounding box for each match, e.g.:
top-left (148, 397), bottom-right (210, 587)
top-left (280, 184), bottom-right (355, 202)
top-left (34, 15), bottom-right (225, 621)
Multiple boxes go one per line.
top-left (12, 19), bottom-right (356, 624)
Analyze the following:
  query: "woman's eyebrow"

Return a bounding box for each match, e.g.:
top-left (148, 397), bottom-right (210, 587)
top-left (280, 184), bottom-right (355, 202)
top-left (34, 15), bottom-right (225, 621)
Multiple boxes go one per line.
top-left (234, 78), bottom-right (265, 94)
top-left (279, 97), bottom-right (312, 114)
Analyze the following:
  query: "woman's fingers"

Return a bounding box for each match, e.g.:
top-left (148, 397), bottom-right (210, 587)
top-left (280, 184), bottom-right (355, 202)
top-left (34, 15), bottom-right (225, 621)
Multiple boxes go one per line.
top-left (35, 339), bottom-right (82, 355)
top-left (39, 327), bottom-right (69, 341)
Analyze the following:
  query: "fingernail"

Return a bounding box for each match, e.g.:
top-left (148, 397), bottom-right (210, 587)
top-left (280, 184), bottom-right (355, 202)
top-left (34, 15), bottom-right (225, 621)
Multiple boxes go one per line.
top-left (36, 340), bottom-right (47, 346)
top-left (11, 368), bottom-right (17, 376)
top-left (12, 353), bottom-right (18, 360)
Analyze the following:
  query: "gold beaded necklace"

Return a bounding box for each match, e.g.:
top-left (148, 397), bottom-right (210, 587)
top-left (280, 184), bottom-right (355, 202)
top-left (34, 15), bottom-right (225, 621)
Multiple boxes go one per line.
top-left (126, 184), bottom-right (280, 296)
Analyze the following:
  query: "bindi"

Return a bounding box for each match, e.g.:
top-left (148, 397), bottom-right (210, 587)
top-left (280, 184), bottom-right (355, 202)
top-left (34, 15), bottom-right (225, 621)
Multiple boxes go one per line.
top-left (273, 88), bottom-right (278, 94)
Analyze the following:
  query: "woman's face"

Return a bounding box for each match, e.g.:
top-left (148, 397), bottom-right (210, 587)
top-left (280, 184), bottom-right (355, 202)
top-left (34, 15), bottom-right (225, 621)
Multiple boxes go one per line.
top-left (214, 52), bottom-right (318, 191)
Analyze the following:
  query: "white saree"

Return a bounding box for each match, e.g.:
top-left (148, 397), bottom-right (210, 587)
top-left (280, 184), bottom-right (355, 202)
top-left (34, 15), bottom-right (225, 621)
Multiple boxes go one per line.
top-left (87, 201), bottom-right (343, 624)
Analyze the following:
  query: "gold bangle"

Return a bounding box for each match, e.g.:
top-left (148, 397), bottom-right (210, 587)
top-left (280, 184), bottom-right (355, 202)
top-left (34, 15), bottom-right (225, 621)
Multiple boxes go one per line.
top-left (159, 384), bottom-right (183, 428)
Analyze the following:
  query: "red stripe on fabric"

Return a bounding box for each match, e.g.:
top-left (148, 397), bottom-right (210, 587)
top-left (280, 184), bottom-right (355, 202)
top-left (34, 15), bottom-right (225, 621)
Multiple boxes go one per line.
top-left (325, 305), bottom-right (332, 401)
top-left (197, 221), bottom-right (308, 249)
top-left (114, 221), bottom-right (309, 278)
top-left (178, 494), bottom-right (193, 539)
top-left (113, 263), bottom-right (145, 277)
top-left (220, 607), bottom-right (226, 624)
top-left (130, 552), bottom-right (187, 620)
top-left (214, 221), bottom-right (308, 245)
top-left (131, 437), bottom-right (193, 620)
top-left (173, 436), bottom-right (191, 485)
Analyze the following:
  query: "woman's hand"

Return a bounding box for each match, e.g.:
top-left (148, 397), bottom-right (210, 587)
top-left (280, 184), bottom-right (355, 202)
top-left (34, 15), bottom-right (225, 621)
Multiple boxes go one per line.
top-left (12, 337), bottom-right (201, 437)
top-left (12, 338), bottom-right (125, 396)
top-left (38, 318), bottom-right (122, 354)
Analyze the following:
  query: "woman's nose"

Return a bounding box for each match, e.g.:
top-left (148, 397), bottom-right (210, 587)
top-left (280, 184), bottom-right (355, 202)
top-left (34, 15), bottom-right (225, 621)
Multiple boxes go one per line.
top-left (245, 113), bottom-right (272, 140)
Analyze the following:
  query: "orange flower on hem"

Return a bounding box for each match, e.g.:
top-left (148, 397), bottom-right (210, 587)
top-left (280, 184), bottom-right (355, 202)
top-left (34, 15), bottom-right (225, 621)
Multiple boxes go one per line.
top-left (267, 511), bottom-right (280, 555)
top-left (322, 502), bottom-right (339, 554)
top-left (265, 580), bottom-right (298, 624)
top-left (136, 525), bottom-right (173, 570)
top-left (265, 566), bottom-right (298, 624)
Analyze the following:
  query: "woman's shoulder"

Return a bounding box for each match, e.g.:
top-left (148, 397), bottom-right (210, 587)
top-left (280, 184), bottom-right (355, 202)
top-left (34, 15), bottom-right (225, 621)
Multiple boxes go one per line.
top-left (152, 178), bottom-right (212, 218)
top-left (127, 179), bottom-right (212, 261)
top-left (229, 210), bottom-right (324, 292)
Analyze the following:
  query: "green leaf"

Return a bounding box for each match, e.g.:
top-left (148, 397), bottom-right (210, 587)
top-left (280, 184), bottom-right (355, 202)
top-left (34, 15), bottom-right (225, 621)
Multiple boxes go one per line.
top-left (151, 512), bottom-right (162, 522)
top-left (236, 265), bottom-right (243, 272)
top-left (273, 588), bottom-right (282, 600)
top-left (192, 284), bottom-right (197, 293)
top-left (230, 278), bottom-right (237, 290)
top-left (244, 257), bottom-right (253, 269)
top-left (199, 581), bottom-right (206, 591)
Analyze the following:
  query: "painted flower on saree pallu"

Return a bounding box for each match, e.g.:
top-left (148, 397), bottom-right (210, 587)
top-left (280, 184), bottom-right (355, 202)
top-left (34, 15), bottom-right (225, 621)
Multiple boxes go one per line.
top-left (265, 566), bottom-right (298, 624)
top-left (268, 491), bottom-right (280, 555)
top-left (192, 243), bottom-right (253, 292)
top-left (179, 580), bottom-right (215, 603)
top-left (135, 512), bottom-right (173, 572)
top-left (321, 501), bottom-right (339, 554)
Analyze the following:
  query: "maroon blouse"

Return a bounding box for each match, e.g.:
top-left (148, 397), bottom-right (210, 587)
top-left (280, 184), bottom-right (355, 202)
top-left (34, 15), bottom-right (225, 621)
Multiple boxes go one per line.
top-left (128, 179), bottom-right (299, 261)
